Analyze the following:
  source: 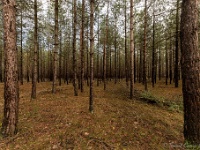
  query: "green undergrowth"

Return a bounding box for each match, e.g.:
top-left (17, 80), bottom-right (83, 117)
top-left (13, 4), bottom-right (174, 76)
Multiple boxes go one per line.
top-left (139, 90), bottom-right (183, 112)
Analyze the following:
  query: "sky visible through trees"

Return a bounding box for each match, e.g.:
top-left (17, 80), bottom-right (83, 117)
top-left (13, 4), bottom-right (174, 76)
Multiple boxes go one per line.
top-left (0, 0), bottom-right (200, 149)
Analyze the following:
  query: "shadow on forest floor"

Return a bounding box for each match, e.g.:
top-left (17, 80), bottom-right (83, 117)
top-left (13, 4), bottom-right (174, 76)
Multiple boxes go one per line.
top-left (0, 80), bottom-right (184, 150)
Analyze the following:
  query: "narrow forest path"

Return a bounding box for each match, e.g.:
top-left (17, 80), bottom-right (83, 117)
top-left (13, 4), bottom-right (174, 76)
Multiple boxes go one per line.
top-left (0, 81), bottom-right (184, 150)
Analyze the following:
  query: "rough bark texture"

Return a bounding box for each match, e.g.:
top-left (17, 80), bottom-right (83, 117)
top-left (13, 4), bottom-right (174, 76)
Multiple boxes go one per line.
top-left (180, 0), bottom-right (200, 145)
top-left (1, 0), bottom-right (19, 137)
top-left (73, 0), bottom-right (78, 96)
top-left (130, 0), bottom-right (134, 99)
top-left (143, 0), bottom-right (147, 91)
top-left (80, 0), bottom-right (85, 92)
top-left (52, 0), bottom-right (58, 94)
top-left (20, 6), bottom-right (23, 85)
top-left (124, 0), bottom-right (128, 87)
top-left (103, 3), bottom-right (108, 90)
top-left (89, 0), bottom-right (94, 112)
top-left (174, 0), bottom-right (180, 88)
top-left (31, 0), bottom-right (38, 99)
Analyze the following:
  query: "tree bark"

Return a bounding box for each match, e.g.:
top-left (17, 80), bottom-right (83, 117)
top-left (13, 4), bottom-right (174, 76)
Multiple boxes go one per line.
top-left (174, 0), bottom-right (180, 88)
top-left (73, 0), bottom-right (78, 96)
top-left (80, 0), bottom-right (85, 92)
top-left (130, 0), bottom-right (134, 99)
top-left (143, 0), bottom-right (148, 91)
top-left (52, 0), bottom-right (59, 93)
top-left (180, 0), bottom-right (200, 145)
top-left (1, 0), bottom-right (19, 137)
top-left (31, 0), bottom-right (38, 99)
top-left (89, 0), bottom-right (94, 112)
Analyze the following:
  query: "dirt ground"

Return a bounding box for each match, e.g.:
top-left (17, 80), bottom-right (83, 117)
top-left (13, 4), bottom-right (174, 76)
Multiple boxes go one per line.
top-left (0, 80), bottom-right (184, 150)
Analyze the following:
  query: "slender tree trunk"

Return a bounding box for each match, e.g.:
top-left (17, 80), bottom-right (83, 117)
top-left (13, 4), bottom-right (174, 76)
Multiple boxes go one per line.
top-left (169, 31), bottom-right (173, 84)
top-left (97, 11), bottom-right (100, 86)
top-left (31, 0), bottom-right (38, 99)
top-left (124, 0), bottom-right (128, 86)
top-left (59, 27), bottom-right (62, 86)
top-left (103, 3), bottom-right (109, 90)
top-left (80, 0), bottom-right (85, 92)
top-left (20, 6), bottom-right (23, 85)
top-left (130, 0), bottom-right (134, 99)
top-left (52, 0), bottom-right (59, 93)
top-left (1, 0), bottom-right (19, 137)
top-left (89, 0), bottom-right (94, 112)
top-left (143, 0), bottom-right (148, 91)
top-left (165, 39), bottom-right (168, 85)
top-left (174, 0), bottom-right (180, 88)
top-left (158, 48), bottom-right (161, 80)
top-left (0, 43), bottom-right (2, 82)
top-left (180, 0), bottom-right (200, 145)
top-left (114, 16), bottom-right (117, 84)
top-left (152, 7), bottom-right (155, 87)
top-left (86, 23), bottom-right (89, 86)
top-left (73, 0), bottom-right (78, 96)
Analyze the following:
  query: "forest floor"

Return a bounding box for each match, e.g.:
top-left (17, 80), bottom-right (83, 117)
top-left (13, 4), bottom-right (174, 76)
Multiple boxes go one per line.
top-left (0, 80), bottom-right (184, 150)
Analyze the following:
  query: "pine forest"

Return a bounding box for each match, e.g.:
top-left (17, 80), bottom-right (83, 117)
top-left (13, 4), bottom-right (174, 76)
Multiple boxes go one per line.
top-left (0, 0), bottom-right (199, 149)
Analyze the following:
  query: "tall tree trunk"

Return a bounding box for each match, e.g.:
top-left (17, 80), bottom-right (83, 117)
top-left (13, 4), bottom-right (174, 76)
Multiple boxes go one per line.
top-left (73, 0), bottom-right (78, 96)
top-left (124, 0), bottom-right (128, 86)
top-left (89, 0), bottom-right (94, 112)
top-left (52, 0), bottom-right (59, 93)
top-left (114, 16), bottom-right (117, 84)
top-left (80, 0), bottom-right (85, 92)
top-left (169, 31), bottom-right (173, 84)
top-left (130, 0), bottom-right (134, 99)
top-left (181, 0), bottom-right (200, 145)
top-left (143, 0), bottom-right (148, 91)
top-left (97, 11), bottom-right (100, 86)
top-left (152, 6), bottom-right (155, 87)
top-left (0, 43), bottom-right (2, 82)
top-left (59, 27), bottom-right (62, 86)
top-left (20, 6), bottom-right (23, 85)
top-left (31, 0), bottom-right (38, 99)
top-left (1, 0), bottom-right (19, 137)
top-left (174, 0), bottom-right (180, 87)
top-left (165, 39), bottom-right (169, 85)
top-left (103, 1), bottom-right (109, 90)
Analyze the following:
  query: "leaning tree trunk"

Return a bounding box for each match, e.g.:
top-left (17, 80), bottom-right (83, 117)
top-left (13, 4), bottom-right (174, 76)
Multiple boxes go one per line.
top-left (181, 0), bottom-right (200, 145)
top-left (31, 0), bottom-right (38, 99)
top-left (52, 0), bottom-right (59, 93)
top-left (1, 0), bottom-right (19, 137)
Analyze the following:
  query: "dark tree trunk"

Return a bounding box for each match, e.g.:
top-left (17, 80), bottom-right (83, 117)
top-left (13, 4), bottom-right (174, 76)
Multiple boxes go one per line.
top-left (180, 0), bottom-right (200, 145)
top-left (1, 0), bottom-right (19, 137)
top-left (73, 0), bottom-right (78, 96)
top-left (174, 0), bottom-right (180, 88)
top-left (59, 28), bottom-right (62, 86)
top-left (130, 0), bottom-right (134, 99)
top-left (89, 0), bottom-right (94, 112)
top-left (152, 6), bottom-right (155, 87)
top-left (165, 39), bottom-right (169, 85)
top-left (143, 0), bottom-right (148, 91)
top-left (31, 0), bottom-right (38, 99)
top-left (124, 0), bottom-right (128, 86)
top-left (80, 0), bottom-right (85, 92)
top-left (20, 6), bottom-right (23, 85)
